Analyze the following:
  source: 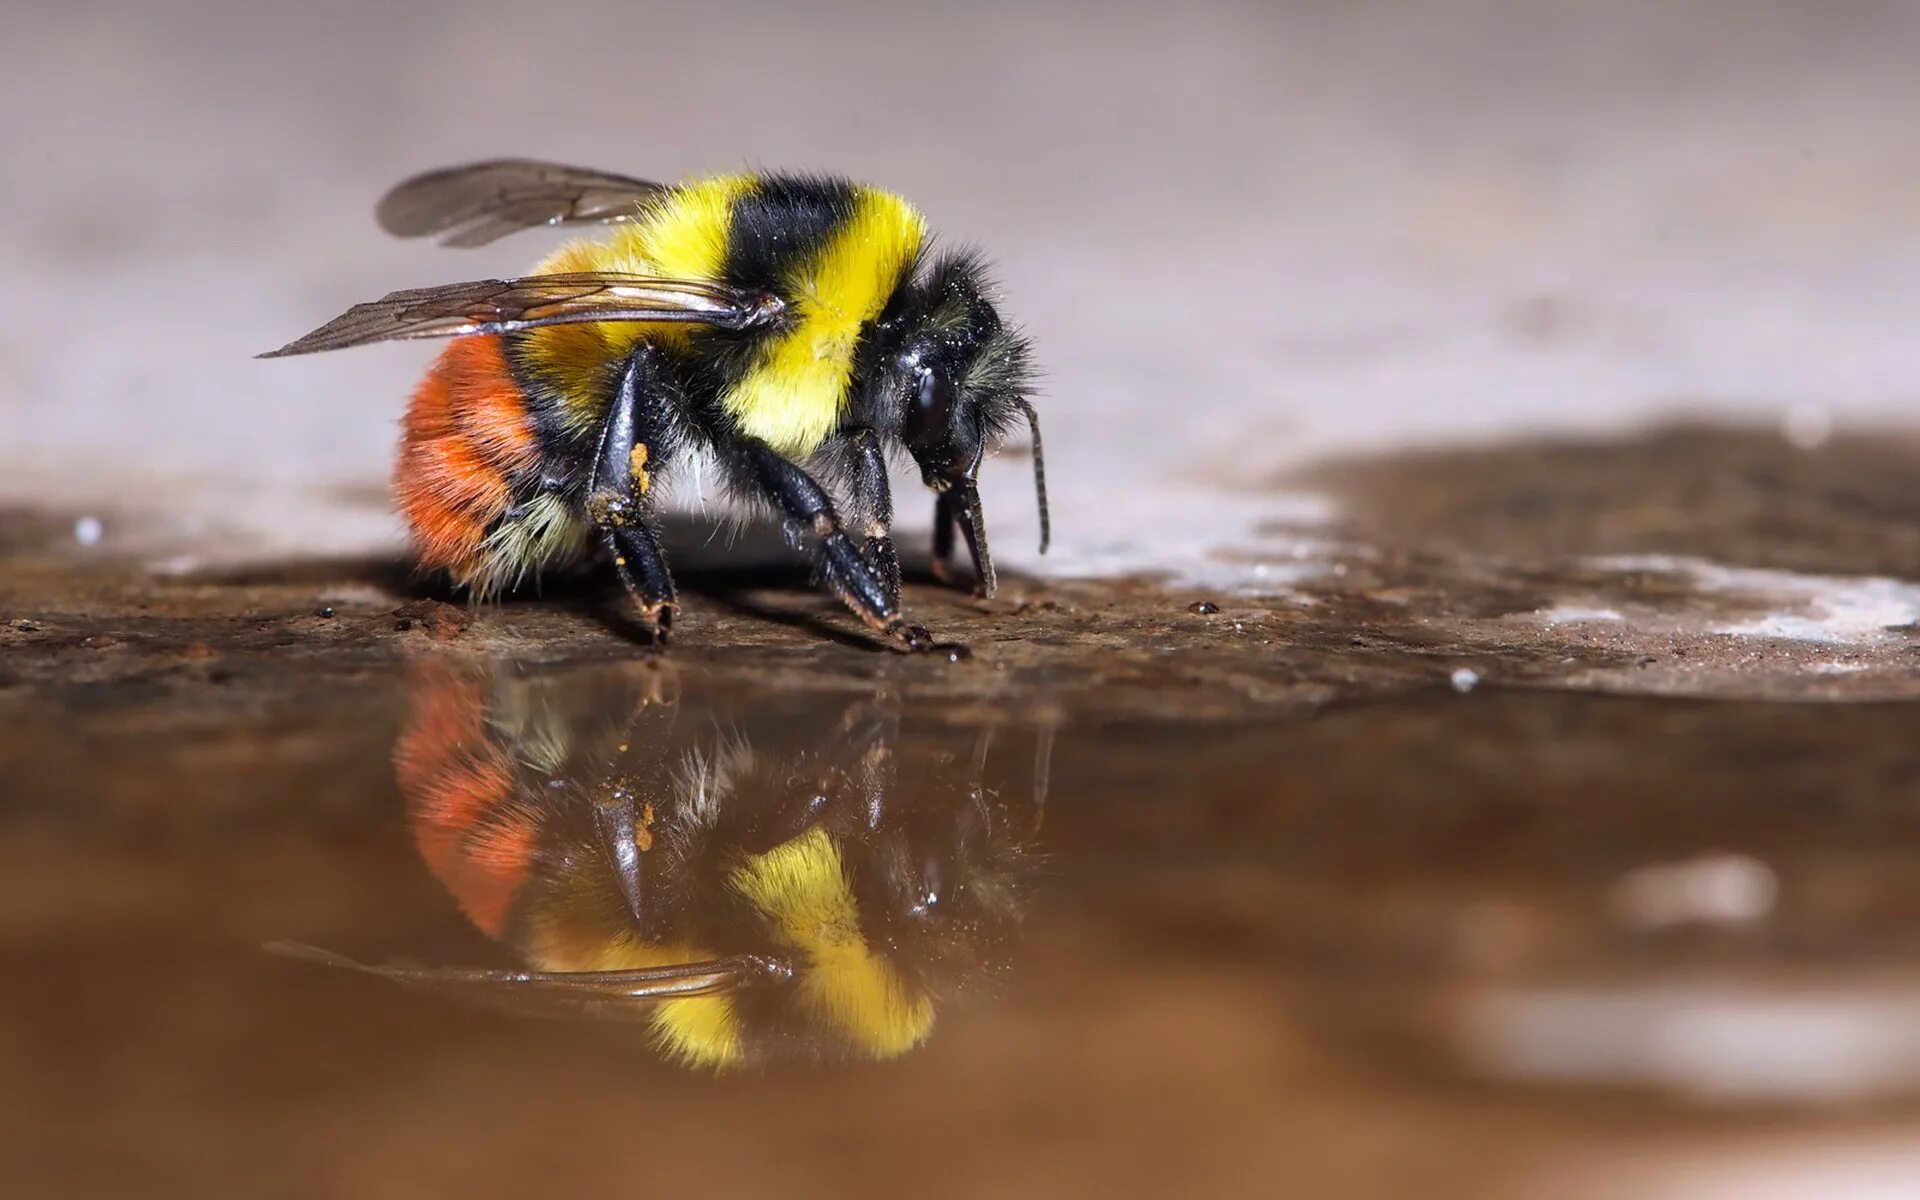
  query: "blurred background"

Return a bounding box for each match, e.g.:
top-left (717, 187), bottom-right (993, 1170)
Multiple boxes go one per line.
top-left (8, 3), bottom-right (1920, 1198)
top-left (7, 0), bottom-right (1918, 578)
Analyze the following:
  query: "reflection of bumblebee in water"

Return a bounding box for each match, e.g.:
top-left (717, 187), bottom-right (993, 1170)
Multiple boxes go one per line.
top-left (279, 663), bottom-right (1048, 1067)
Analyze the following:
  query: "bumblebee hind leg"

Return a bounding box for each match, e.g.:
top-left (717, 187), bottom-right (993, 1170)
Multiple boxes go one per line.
top-left (589, 347), bottom-right (681, 642)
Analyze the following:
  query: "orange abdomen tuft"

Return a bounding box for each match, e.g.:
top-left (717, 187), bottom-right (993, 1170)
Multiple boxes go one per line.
top-left (394, 337), bottom-right (539, 580)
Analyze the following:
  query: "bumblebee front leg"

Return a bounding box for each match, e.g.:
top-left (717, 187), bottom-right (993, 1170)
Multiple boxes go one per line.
top-left (931, 489), bottom-right (961, 589)
top-left (589, 347), bottom-right (679, 641)
top-left (736, 441), bottom-right (932, 652)
top-left (930, 489), bottom-right (991, 595)
top-left (846, 428), bottom-right (902, 606)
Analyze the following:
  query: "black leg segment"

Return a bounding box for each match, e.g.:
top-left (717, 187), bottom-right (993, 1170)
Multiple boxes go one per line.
top-left (594, 667), bottom-right (680, 934)
top-left (846, 428), bottom-right (902, 606)
top-left (931, 488), bottom-right (991, 596)
top-left (931, 489), bottom-right (960, 589)
top-left (735, 439), bottom-right (931, 651)
top-left (588, 346), bottom-right (682, 641)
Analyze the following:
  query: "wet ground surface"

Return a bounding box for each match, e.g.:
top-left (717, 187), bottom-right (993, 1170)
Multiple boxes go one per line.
top-left (7, 426), bottom-right (1920, 1197)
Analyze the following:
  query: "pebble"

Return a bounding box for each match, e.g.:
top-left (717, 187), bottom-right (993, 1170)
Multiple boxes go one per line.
top-left (393, 599), bottom-right (473, 639)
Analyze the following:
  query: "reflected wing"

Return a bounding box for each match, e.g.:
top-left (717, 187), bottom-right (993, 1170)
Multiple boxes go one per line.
top-left (267, 942), bottom-right (785, 1022)
top-left (376, 159), bottom-right (667, 248)
top-left (259, 273), bottom-right (785, 357)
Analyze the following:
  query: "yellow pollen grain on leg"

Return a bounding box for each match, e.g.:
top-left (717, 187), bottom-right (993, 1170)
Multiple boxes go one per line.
top-left (630, 443), bottom-right (652, 494)
top-left (635, 801), bottom-right (657, 852)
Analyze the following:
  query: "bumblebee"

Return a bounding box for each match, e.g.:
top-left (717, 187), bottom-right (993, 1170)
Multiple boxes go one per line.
top-left (263, 160), bottom-right (1049, 651)
top-left (276, 662), bottom-right (1046, 1067)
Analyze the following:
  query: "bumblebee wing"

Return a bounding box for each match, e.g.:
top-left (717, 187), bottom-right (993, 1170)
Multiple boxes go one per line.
top-left (267, 942), bottom-right (780, 1022)
top-left (259, 273), bottom-right (785, 357)
top-left (376, 159), bottom-right (667, 248)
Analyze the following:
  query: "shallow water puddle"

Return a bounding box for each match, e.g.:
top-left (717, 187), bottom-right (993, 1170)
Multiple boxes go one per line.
top-left (7, 648), bottom-right (1920, 1197)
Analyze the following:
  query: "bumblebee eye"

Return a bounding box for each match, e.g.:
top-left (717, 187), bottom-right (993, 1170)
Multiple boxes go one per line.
top-left (904, 366), bottom-right (956, 453)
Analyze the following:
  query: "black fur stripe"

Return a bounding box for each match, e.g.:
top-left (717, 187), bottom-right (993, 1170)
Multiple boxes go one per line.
top-left (721, 174), bottom-right (860, 292)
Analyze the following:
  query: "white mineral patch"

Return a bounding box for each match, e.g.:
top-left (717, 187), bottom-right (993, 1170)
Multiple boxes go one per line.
top-left (1591, 556), bottom-right (1920, 646)
top-left (990, 477), bottom-right (1340, 593)
top-left (1537, 606), bottom-right (1626, 624)
top-left (1718, 608), bottom-right (1917, 645)
top-left (149, 555), bottom-right (203, 577)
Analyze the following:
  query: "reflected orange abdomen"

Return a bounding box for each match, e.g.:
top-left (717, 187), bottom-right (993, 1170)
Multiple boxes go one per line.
top-left (394, 666), bottom-right (541, 939)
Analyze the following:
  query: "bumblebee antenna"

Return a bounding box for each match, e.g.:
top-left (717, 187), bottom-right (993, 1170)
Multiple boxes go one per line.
top-left (956, 478), bottom-right (997, 599)
top-left (1015, 399), bottom-right (1051, 554)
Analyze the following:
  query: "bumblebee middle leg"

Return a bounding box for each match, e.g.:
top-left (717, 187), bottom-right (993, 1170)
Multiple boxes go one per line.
top-left (588, 346), bottom-right (680, 641)
top-left (734, 440), bottom-right (932, 652)
top-left (846, 428), bottom-right (902, 606)
top-left (595, 665), bottom-right (681, 933)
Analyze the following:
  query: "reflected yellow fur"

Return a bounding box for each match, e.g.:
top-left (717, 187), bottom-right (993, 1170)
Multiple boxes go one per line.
top-left (528, 922), bottom-right (743, 1068)
top-left (732, 827), bottom-right (934, 1058)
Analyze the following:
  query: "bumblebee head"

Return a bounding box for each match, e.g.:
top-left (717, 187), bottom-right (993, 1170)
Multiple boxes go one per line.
top-left (868, 251), bottom-right (1049, 590)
